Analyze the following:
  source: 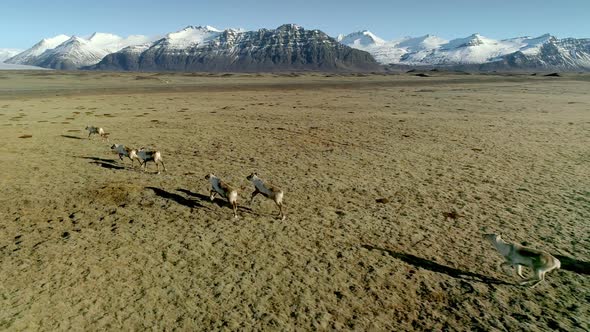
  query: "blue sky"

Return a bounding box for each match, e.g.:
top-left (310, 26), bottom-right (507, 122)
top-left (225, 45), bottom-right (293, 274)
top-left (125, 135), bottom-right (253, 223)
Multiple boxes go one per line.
top-left (1, 0), bottom-right (589, 49)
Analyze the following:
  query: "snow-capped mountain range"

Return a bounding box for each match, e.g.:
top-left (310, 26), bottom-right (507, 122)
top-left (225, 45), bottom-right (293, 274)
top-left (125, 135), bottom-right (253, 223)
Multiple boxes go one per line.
top-left (4, 25), bottom-right (590, 71)
top-left (338, 30), bottom-right (590, 70)
top-left (5, 33), bottom-right (155, 69)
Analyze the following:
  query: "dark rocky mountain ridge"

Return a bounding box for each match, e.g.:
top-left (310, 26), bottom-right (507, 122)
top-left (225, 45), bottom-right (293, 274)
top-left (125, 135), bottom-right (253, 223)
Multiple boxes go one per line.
top-left (90, 25), bottom-right (380, 72)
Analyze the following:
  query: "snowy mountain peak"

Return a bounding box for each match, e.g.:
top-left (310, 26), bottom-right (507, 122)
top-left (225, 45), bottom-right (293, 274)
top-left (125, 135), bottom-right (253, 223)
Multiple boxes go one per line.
top-left (507, 33), bottom-right (553, 42)
top-left (5, 34), bottom-right (70, 64)
top-left (162, 25), bottom-right (223, 49)
top-left (85, 32), bottom-right (142, 53)
top-left (87, 32), bottom-right (123, 44)
top-left (47, 36), bottom-right (105, 57)
top-left (397, 34), bottom-right (447, 51)
top-left (524, 34), bottom-right (555, 44)
top-left (0, 48), bottom-right (22, 63)
top-left (40, 34), bottom-right (70, 46)
top-left (180, 25), bottom-right (222, 32)
top-left (339, 30), bottom-right (386, 47)
top-left (30, 35), bottom-right (109, 69)
top-left (543, 34), bottom-right (557, 43)
top-left (435, 34), bottom-right (503, 53)
top-left (277, 24), bottom-right (303, 31)
top-left (204, 25), bottom-right (222, 32)
top-left (66, 36), bottom-right (88, 44)
top-left (445, 33), bottom-right (491, 49)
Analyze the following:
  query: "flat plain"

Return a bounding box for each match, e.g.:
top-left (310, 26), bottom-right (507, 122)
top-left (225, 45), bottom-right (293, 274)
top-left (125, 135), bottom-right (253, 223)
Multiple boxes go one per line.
top-left (0, 71), bottom-right (589, 331)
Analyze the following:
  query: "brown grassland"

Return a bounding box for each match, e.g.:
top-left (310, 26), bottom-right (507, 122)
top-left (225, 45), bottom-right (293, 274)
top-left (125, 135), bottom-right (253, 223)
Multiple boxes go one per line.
top-left (0, 71), bottom-right (589, 331)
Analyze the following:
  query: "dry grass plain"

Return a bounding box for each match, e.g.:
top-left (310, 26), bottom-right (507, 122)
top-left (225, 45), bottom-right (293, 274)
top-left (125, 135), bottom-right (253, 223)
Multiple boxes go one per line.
top-left (0, 71), bottom-right (589, 331)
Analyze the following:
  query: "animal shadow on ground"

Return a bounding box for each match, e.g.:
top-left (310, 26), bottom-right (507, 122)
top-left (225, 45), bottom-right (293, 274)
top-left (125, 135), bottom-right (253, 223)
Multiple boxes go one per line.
top-left (61, 134), bottom-right (84, 140)
top-left (147, 187), bottom-right (205, 209)
top-left (76, 156), bottom-right (125, 170)
top-left (555, 255), bottom-right (590, 275)
top-left (76, 156), bottom-right (117, 163)
top-left (361, 244), bottom-right (512, 285)
top-left (176, 188), bottom-right (254, 213)
top-left (90, 161), bottom-right (125, 170)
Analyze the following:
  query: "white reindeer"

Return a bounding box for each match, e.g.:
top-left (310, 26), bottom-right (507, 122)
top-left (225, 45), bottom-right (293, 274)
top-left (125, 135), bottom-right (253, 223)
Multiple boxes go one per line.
top-left (205, 173), bottom-right (239, 219)
top-left (137, 148), bottom-right (166, 174)
top-left (110, 144), bottom-right (139, 167)
top-left (85, 126), bottom-right (107, 140)
top-left (483, 234), bottom-right (561, 288)
top-left (246, 172), bottom-right (285, 220)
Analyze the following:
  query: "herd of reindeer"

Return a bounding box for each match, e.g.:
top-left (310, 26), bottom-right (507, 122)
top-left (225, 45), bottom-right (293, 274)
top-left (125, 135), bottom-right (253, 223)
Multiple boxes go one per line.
top-left (84, 125), bottom-right (562, 289)
top-left (85, 125), bottom-right (285, 221)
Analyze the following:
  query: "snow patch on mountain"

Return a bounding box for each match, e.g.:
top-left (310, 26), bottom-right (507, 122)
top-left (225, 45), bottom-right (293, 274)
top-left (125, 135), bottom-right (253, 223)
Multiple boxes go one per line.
top-left (411, 33), bottom-right (563, 64)
top-left (338, 31), bottom-right (448, 64)
top-left (504, 34), bottom-right (555, 55)
top-left (397, 35), bottom-right (447, 51)
top-left (35, 36), bottom-right (110, 68)
top-left (0, 49), bottom-right (22, 63)
top-left (416, 34), bottom-right (522, 64)
top-left (161, 25), bottom-right (222, 49)
top-left (6, 32), bottom-right (156, 69)
top-left (415, 33), bottom-right (529, 64)
top-left (86, 33), bottom-right (154, 53)
top-left (5, 35), bottom-right (70, 64)
top-left (338, 30), bottom-right (587, 68)
top-left (390, 35), bottom-right (448, 63)
top-left (117, 43), bottom-right (153, 55)
top-left (338, 30), bottom-right (386, 47)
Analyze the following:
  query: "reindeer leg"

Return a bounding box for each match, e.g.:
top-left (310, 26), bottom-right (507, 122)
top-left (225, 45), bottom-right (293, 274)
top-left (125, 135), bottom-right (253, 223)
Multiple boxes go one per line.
top-left (527, 269), bottom-right (545, 288)
top-left (209, 190), bottom-right (216, 201)
top-left (250, 190), bottom-right (260, 205)
top-left (519, 270), bottom-right (542, 287)
top-left (516, 265), bottom-right (526, 279)
top-left (528, 280), bottom-right (543, 288)
top-left (276, 201), bottom-right (285, 220)
top-left (232, 201), bottom-right (238, 219)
